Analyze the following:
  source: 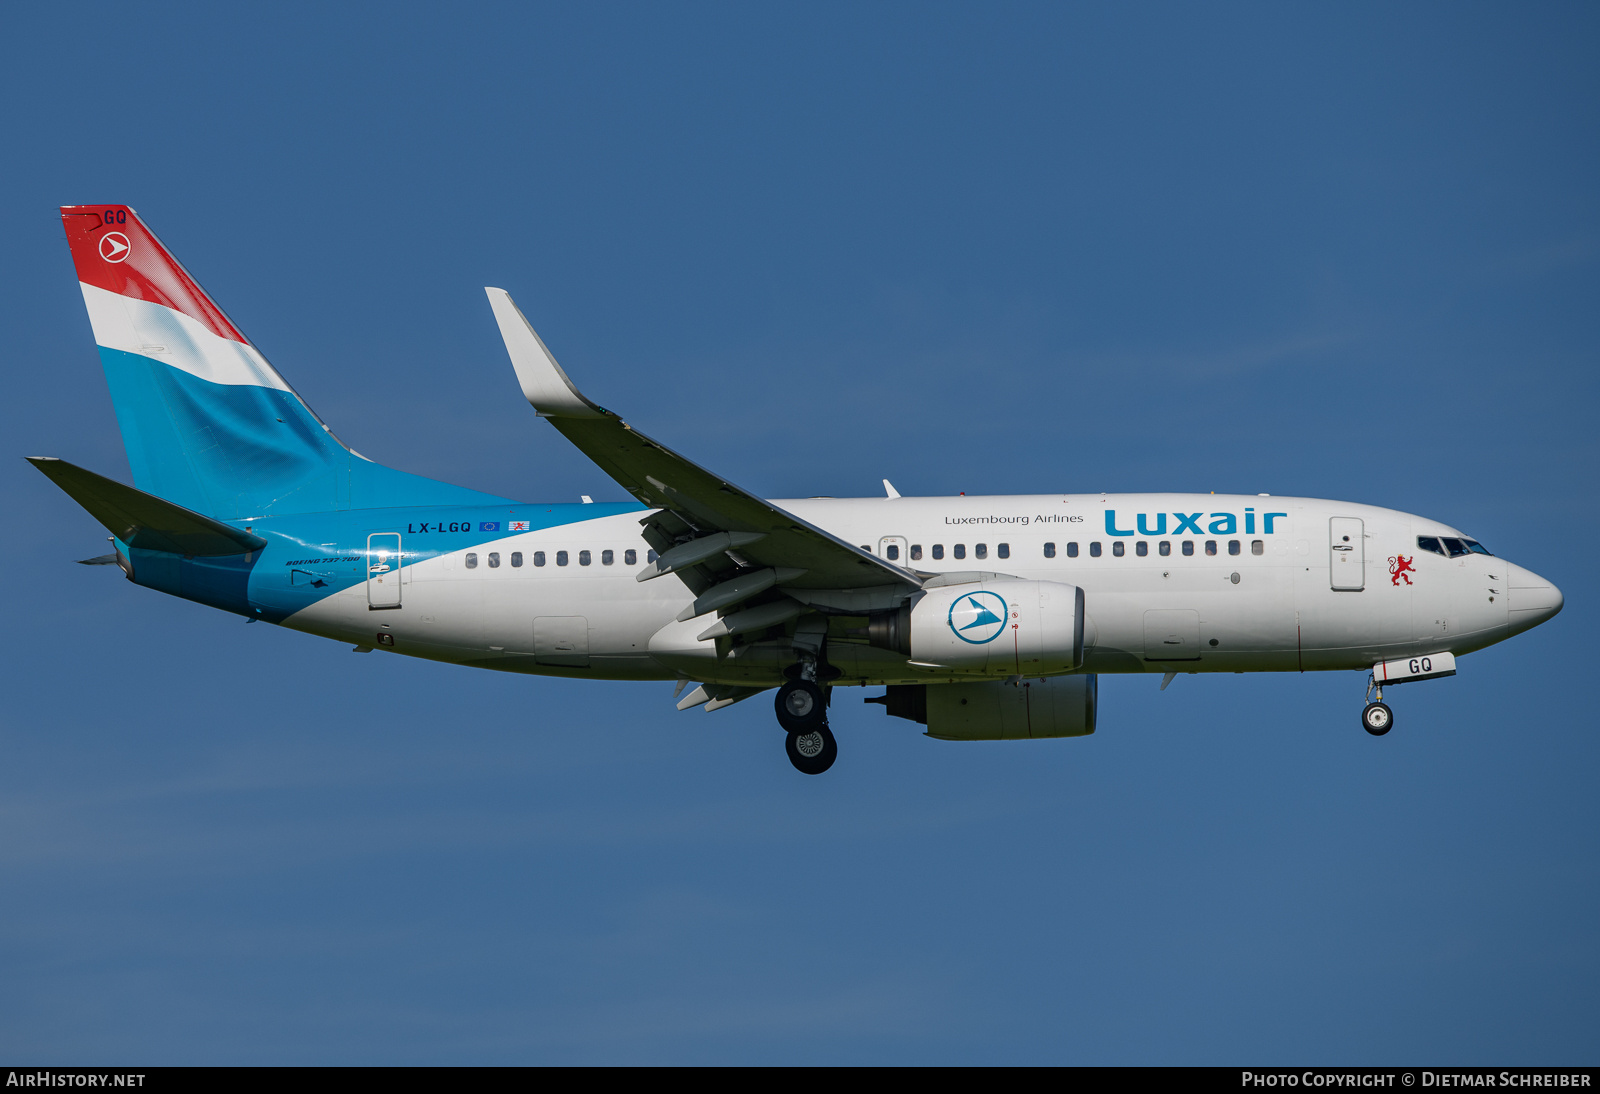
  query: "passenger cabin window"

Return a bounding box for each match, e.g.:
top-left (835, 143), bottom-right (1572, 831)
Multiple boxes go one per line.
top-left (625, 549), bottom-right (637, 565)
top-left (647, 550), bottom-right (658, 563)
top-left (1089, 542), bottom-right (1102, 558)
top-left (1440, 537), bottom-right (1471, 558)
top-left (488, 551), bottom-right (500, 568)
top-left (602, 549), bottom-right (614, 565)
top-left (1112, 541), bottom-right (1125, 557)
top-left (1159, 541), bottom-right (1171, 556)
top-left (1251, 540), bottom-right (1263, 555)
top-left (953, 544), bottom-right (966, 560)
top-left (1136, 541), bottom-right (1148, 557)
top-left (910, 544), bottom-right (923, 560)
top-left (533, 551), bottom-right (546, 567)
top-left (556, 550), bottom-right (568, 566)
top-left (465, 552), bottom-right (478, 569)
top-left (1205, 540), bottom-right (1218, 556)
top-left (974, 544), bottom-right (987, 560)
top-left (1182, 541), bottom-right (1194, 556)
top-left (579, 550), bottom-right (592, 566)
top-left (511, 551), bottom-right (523, 567)
top-left (1066, 542), bottom-right (1079, 558)
top-left (886, 544), bottom-right (899, 560)
top-left (1228, 540), bottom-right (1240, 556)
top-left (997, 543), bottom-right (1009, 559)
top-left (1044, 542), bottom-right (1056, 559)
top-left (932, 544), bottom-right (944, 560)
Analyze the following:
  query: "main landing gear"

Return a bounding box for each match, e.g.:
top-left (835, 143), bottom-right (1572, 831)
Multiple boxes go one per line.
top-left (785, 723), bottom-right (837, 775)
top-left (1362, 674), bottom-right (1394, 736)
top-left (775, 676), bottom-right (836, 774)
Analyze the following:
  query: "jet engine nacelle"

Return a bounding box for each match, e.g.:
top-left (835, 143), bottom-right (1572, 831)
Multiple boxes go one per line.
top-left (872, 578), bottom-right (1085, 674)
top-left (868, 675), bottom-right (1098, 740)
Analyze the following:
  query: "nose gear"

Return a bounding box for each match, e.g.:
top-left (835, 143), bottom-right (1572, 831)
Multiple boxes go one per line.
top-left (1362, 673), bottom-right (1394, 736)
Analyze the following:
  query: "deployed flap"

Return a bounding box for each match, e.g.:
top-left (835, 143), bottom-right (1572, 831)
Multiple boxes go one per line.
top-left (485, 288), bottom-right (918, 594)
top-left (28, 457), bottom-right (266, 556)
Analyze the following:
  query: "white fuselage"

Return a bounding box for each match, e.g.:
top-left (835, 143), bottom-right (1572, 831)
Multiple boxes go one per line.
top-left (281, 492), bottom-right (1554, 689)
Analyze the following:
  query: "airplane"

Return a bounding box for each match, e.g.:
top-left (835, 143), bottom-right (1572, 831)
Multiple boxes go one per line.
top-left (34, 205), bottom-right (1564, 774)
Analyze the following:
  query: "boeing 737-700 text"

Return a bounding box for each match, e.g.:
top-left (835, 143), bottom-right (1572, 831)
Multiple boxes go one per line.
top-left (34, 205), bottom-right (1564, 773)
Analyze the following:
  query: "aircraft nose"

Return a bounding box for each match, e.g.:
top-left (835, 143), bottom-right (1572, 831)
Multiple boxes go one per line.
top-left (1504, 562), bottom-right (1564, 636)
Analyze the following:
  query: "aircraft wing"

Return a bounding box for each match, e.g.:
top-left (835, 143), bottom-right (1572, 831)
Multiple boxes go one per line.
top-left (486, 288), bottom-right (919, 599)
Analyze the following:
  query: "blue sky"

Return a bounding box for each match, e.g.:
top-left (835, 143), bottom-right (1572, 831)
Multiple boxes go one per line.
top-left (1, 2), bottom-right (1595, 1063)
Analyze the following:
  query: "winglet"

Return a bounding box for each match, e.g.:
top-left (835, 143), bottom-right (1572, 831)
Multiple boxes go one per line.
top-left (485, 288), bottom-right (605, 418)
top-left (883, 479), bottom-right (901, 499)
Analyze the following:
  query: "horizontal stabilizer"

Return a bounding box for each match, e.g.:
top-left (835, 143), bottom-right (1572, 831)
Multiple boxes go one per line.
top-left (28, 457), bottom-right (267, 557)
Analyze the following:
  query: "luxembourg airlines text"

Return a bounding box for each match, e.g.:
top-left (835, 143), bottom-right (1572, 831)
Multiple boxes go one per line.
top-left (942, 514), bottom-right (1085, 526)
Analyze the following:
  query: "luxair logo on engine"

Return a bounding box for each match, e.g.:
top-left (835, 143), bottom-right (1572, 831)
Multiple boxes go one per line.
top-left (948, 591), bottom-right (1009, 644)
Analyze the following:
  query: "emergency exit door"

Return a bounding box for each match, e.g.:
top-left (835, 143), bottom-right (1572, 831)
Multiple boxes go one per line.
top-left (367, 533), bottom-right (402, 609)
top-left (1329, 518), bottom-right (1364, 591)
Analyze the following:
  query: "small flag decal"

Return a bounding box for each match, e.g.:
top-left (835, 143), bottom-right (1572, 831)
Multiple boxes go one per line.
top-left (479, 521), bottom-right (500, 532)
top-left (507, 520), bottom-right (530, 532)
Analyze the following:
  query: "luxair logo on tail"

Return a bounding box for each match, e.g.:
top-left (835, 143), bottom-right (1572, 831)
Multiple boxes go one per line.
top-left (1103, 507), bottom-right (1289, 536)
top-left (99, 232), bottom-right (130, 262)
top-left (949, 591), bottom-right (1009, 644)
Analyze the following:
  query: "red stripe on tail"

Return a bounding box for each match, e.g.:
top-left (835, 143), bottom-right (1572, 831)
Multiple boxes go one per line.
top-left (60, 205), bottom-right (248, 344)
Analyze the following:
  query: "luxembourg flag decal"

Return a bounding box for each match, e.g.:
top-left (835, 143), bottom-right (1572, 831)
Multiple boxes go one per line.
top-left (507, 520), bottom-right (530, 532)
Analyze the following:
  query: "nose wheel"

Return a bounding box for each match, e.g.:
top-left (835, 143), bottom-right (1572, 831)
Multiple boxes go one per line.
top-left (1362, 673), bottom-right (1394, 736)
top-left (1362, 702), bottom-right (1393, 735)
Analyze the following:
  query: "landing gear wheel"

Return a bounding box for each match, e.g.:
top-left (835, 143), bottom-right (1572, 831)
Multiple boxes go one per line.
top-left (1362, 702), bottom-right (1394, 736)
top-left (775, 679), bottom-right (826, 733)
top-left (786, 724), bottom-right (837, 775)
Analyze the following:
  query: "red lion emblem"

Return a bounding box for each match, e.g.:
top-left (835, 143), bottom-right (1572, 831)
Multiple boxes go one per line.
top-left (1389, 555), bottom-right (1415, 586)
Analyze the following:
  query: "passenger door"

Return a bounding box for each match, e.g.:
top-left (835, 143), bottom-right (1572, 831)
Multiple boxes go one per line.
top-left (366, 533), bottom-right (402, 609)
top-left (1329, 517), bottom-right (1365, 591)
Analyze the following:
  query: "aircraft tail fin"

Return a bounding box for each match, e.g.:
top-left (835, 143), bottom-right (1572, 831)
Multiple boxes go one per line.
top-left (59, 205), bottom-right (509, 518)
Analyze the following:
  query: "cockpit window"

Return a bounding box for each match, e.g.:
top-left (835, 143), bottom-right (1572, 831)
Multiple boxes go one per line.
top-left (1440, 537), bottom-right (1470, 558)
top-left (1416, 536), bottom-right (1445, 557)
top-left (1463, 539), bottom-right (1492, 556)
